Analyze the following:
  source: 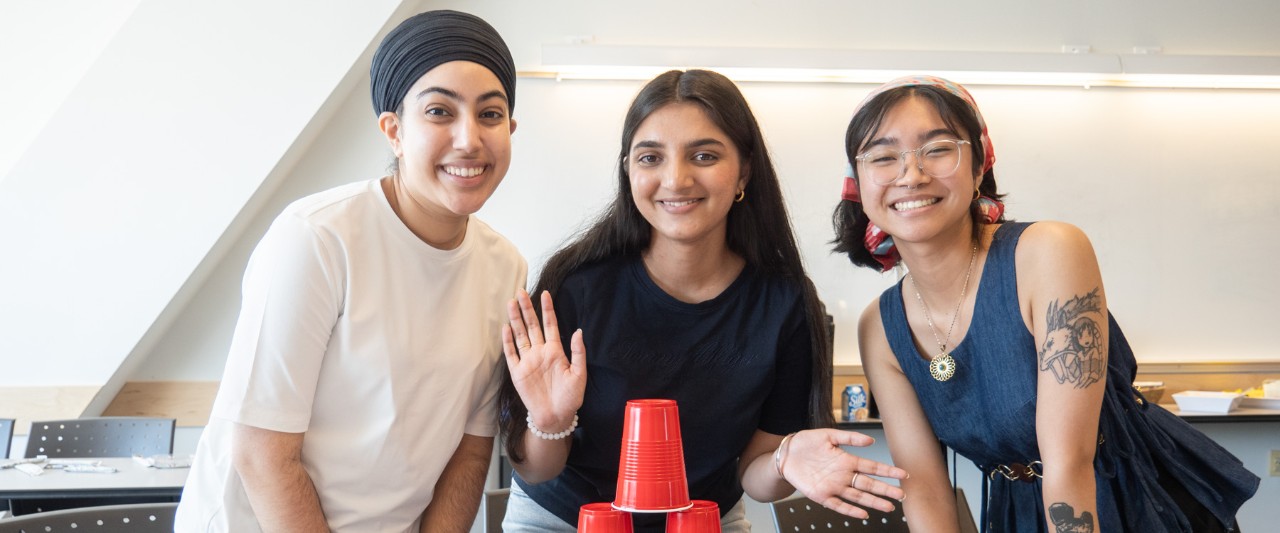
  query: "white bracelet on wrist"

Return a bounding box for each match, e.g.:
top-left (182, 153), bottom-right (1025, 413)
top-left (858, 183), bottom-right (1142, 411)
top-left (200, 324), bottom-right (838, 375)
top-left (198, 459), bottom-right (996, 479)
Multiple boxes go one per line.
top-left (527, 413), bottom-right (578, 440)
top-left (774, 432), bottom-right (797, 479)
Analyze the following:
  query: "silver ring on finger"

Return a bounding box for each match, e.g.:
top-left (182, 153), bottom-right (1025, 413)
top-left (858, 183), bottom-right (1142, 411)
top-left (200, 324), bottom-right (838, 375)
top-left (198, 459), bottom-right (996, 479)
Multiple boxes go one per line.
top-left (851, 472), bottom-right (861, 489)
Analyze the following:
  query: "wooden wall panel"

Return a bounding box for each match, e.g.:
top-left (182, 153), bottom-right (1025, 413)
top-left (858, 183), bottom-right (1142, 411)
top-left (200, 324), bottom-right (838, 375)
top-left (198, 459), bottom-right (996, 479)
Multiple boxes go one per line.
top-left (101, 381), bottom-right (219, 428)
top-left (0, 386), bottom-right (99, 435)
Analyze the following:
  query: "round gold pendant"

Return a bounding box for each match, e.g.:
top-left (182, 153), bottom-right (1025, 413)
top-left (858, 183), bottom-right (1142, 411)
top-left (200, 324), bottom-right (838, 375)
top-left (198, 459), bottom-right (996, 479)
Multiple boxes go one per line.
top-left (929, 352), bottom-right (956, 382)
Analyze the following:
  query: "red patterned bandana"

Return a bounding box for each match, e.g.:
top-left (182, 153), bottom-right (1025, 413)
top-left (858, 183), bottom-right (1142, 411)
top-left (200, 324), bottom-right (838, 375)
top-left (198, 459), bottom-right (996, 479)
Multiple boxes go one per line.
top-left (841, 75), bottom-right (1003, 272)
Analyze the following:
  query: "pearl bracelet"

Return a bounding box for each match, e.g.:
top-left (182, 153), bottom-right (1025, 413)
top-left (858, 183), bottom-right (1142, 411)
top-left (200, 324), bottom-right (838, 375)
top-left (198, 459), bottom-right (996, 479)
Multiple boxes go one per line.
top-left (774, 432), bottom-right (797, 479)
top-left (527, 413), bottom-right (579, 440)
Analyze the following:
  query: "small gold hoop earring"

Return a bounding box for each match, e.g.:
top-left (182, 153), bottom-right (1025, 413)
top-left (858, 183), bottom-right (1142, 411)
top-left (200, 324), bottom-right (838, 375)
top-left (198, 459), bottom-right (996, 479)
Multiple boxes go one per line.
top-left (735, 190), bottom-right (746, 203)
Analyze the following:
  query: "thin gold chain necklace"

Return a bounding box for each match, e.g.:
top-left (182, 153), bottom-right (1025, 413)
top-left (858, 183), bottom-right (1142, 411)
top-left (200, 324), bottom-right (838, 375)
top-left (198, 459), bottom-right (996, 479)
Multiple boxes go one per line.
top-left (907, 242), bottom-right (979, 382)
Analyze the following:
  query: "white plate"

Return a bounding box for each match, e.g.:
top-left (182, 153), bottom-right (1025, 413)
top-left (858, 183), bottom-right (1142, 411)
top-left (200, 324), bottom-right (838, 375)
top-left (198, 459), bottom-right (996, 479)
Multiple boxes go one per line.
top-left (1172, 391), bottom-right (1243, 413)
top-left (1240, 397), bottom-right (1280, 410)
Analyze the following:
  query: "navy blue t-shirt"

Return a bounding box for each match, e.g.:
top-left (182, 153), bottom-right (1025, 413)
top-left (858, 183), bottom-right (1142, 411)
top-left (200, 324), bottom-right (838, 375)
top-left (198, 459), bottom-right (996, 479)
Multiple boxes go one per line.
top-left (516, 255), bottom-right (813, 531)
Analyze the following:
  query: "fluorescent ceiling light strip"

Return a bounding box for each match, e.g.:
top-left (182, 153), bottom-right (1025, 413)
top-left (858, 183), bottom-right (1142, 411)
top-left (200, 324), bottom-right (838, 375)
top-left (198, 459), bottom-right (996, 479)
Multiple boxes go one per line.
top-left (527, 45), bottom-right (1280, 89)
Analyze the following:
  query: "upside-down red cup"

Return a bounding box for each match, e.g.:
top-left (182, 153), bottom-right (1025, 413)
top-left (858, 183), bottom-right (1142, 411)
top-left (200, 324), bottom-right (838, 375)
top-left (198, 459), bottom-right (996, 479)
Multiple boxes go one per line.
top-left (666, 500), bottom-right (720, 532)
top-left (613, 399), bottom-right (693, 512)
top-left (579, 502), bottom-right (634, 533)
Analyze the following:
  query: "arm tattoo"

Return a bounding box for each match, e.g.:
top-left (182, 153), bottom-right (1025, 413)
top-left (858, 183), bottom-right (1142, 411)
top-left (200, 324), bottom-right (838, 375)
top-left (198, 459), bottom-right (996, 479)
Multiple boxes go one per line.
top-left (1038, 288), bottom-right (1106, 389)
top-left (1048, 502), bottom-right (1094, 533)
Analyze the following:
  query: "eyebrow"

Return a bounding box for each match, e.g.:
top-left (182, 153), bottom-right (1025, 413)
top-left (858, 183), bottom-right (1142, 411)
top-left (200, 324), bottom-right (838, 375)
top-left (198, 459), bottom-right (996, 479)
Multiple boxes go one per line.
top-left (414, 87), bottom-right (509, 104)
top-left (863, 128), bottom-right (957, 150)
top-left (631, 137), bottom-right (726, 152)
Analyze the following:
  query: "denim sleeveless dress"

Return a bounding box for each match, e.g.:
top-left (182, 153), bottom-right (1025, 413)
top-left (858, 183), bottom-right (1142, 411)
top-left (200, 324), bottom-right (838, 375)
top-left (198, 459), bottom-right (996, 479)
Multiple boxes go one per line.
top-left (879, 222), bottom-right (1258, 532)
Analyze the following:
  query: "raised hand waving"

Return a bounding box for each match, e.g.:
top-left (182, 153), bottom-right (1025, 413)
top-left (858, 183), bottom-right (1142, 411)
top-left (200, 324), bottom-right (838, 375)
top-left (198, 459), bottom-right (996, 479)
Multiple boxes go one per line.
top-left (501, 289), bottom-right (587, 434)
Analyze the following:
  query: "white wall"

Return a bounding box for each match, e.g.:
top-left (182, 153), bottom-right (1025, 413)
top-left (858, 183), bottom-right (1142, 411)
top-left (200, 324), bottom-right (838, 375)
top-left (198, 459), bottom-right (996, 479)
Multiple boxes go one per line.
top-left (6, 0), bottom-right (1276, 386)
top-left (142, 69), bottom-right (1280, 378)
top-left (139, 0), bottom-right (1280, 379)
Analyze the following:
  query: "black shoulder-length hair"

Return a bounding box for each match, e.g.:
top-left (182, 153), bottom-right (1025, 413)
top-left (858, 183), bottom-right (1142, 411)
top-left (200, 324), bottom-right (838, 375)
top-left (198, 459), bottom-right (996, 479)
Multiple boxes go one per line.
top-left (832, 85), bottom-right (1007, 271)
top-left (499, 69), bottom-right (834, 463)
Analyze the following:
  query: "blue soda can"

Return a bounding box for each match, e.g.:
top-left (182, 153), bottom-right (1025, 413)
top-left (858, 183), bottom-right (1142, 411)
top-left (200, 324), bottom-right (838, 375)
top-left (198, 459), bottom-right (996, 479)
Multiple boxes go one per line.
top-left (843, 384), bottom-right (868, 421)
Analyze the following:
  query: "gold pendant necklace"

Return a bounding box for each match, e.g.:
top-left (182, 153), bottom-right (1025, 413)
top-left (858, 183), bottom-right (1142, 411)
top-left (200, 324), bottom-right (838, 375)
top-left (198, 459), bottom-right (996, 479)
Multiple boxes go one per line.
top-left (908, 243), bottom-right (978, 382)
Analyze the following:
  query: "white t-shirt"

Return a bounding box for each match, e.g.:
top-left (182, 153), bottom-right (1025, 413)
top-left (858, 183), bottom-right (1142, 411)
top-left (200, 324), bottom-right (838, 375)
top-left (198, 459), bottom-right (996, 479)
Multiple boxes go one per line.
top-left (175, 179), bottom-right (527, 532)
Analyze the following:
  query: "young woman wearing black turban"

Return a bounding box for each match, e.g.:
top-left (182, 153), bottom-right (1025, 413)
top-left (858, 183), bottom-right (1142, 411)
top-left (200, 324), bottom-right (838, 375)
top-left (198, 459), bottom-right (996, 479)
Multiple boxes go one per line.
top-left (176, 10), bottom-right (525, 532)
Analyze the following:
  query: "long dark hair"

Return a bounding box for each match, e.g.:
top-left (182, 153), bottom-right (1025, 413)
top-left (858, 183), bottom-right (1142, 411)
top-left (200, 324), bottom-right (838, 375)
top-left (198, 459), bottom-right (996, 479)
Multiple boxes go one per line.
top-left (832, 86), bottom-right (1007, 270)
top-left (499, 69), bottom-right (834, 463)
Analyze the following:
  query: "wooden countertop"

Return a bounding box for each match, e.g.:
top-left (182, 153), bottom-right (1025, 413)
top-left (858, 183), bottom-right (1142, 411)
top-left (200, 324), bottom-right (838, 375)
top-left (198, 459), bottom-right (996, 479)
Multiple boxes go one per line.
top-left (835, 405), bottom-right (1280, 430)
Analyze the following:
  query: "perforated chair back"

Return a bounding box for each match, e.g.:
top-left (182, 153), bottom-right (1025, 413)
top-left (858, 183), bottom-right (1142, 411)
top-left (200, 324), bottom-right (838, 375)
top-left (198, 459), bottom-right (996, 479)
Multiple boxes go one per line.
top-left (771, 490), bottom-right (979, 533)
top-left (0, 502), bottom-right (177, 533)
top-left (771, 496), bottom-right (909, 532)
top-left (483, 488), bottom-right (510, 533)
top-left (0, 418), bottom-right (13, 458)
top-left (23, 417), bottom-right (174, 458)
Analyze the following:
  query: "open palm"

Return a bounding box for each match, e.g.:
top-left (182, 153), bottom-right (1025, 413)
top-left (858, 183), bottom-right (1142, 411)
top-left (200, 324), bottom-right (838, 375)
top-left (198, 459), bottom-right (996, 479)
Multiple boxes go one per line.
top-left (784, 429), bottom-right (908, 519)
top-left (501, 289), bottom-right (587, 431)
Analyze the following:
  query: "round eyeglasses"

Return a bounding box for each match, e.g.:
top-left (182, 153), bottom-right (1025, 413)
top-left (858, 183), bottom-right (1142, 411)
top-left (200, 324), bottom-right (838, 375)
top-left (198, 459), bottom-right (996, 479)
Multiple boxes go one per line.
top-left (854, 139), bottom-right (972, 186)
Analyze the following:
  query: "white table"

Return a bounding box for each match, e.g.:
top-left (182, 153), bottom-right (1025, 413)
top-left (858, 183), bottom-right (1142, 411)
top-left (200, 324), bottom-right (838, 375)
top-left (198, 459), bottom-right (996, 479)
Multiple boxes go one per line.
top-left (0, 457), bottom-right (187, 500)
top-left (1157, 404), bottom-right (1280, 423)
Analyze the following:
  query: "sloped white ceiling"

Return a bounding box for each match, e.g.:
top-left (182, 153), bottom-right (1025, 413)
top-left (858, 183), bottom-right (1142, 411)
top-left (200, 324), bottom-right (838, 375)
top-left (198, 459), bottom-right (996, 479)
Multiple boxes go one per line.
top-left (0, 0), bottom-right (411, 402)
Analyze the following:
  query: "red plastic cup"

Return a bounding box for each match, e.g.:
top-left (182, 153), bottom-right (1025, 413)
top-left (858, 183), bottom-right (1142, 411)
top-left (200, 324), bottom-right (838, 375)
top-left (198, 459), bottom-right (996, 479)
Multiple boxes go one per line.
top-left (613, 399), bottom-right (693, 512)
top-left (666, 500), bottom-right (720, 532)
top-left (579, 502), bottom-right (634, 533)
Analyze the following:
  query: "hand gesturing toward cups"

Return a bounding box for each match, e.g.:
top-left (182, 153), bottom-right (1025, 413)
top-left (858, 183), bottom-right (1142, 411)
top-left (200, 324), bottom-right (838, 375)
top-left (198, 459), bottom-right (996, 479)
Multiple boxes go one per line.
top-left (502, 289), bottom-right (587, 433)
top-left (782, 429), bottom-right (908, 519)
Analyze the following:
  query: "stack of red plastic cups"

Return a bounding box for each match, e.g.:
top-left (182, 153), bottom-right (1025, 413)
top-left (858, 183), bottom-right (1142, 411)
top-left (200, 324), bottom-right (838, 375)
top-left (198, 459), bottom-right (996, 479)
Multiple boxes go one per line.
top-left (578, 399), bottom-right (721, 533)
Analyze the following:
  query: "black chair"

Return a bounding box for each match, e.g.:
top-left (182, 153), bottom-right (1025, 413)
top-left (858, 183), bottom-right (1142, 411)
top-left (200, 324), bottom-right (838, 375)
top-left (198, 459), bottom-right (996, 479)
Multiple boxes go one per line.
top-left (23, 417), bottom-right (174, 458)
top-left (770, 489), bottom-right (978, 533)
top-left (771, 495), bottom-right (909, 532)
top-left (11, 417), bottom-right (176, 516)
top-left (0, 418), bottom-right (12, 517)
top-left (0, 419), bottom-right (13, 458)
top-left (483, 488), bottom-right (510, 533)
top-left (0, 502), bottom-right (177, 533)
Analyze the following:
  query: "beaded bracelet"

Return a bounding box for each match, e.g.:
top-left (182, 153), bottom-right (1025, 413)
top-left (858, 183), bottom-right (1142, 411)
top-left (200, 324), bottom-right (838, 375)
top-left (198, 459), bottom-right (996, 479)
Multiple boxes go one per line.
top-left (527, 413), bottom-right (579, 440)
top-left (774, 432), bottom-right (797, 479)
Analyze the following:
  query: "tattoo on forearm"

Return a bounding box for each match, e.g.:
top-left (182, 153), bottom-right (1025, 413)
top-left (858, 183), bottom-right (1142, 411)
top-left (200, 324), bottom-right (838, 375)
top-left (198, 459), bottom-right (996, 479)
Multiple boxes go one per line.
top-left (1038, 288), bottom-right (1106, 389)
top-left (1048, 502), bottom-right (1095, 533)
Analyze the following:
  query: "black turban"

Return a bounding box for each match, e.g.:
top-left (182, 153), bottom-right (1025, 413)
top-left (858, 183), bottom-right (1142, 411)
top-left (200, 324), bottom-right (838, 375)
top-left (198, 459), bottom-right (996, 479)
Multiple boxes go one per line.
top-left (369, 10), bottom-right (516, 116)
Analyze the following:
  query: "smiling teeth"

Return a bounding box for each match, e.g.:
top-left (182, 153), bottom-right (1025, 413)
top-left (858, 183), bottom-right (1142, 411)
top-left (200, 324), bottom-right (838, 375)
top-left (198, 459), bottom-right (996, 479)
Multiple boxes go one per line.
top-left (444, 166), bottom-right (483, 177)
top-left (894, 198), bottom-right (939, 211)
top-left (662, 200), bottom-right (697, 207)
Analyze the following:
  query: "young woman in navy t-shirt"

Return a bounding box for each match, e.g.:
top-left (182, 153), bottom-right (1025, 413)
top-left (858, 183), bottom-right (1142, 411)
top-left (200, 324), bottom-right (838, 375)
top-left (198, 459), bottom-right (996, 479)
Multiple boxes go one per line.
top-left (497, 69), bottom-right (907, 533)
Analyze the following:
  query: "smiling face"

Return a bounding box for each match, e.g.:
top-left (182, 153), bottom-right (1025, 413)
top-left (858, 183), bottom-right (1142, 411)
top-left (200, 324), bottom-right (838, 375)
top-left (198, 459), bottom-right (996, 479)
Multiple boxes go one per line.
top-left (627, 102), bottom-right (748, 252)
top-left (856, 95), bottom-right (978, 246)
top-left (379, 60), bottom-right (517, 224)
